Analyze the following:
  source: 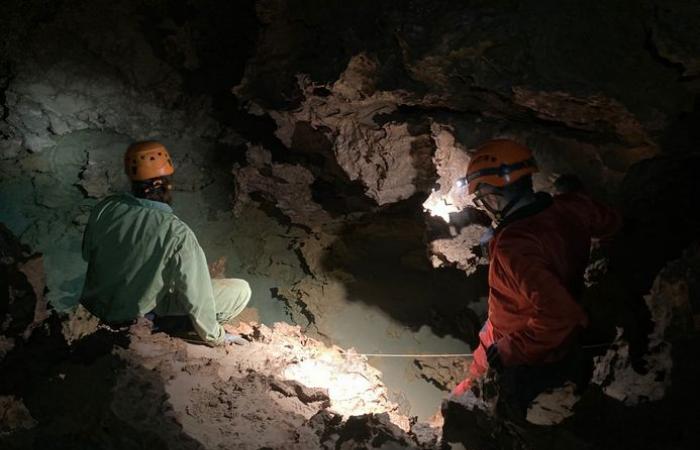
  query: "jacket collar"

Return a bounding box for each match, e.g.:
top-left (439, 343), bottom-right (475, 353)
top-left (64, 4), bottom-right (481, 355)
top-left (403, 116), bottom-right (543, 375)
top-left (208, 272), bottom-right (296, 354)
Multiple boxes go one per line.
top-left (495, 192), bottom-right (552, 231)
top-left (125, 193), bottom-right (173, 213)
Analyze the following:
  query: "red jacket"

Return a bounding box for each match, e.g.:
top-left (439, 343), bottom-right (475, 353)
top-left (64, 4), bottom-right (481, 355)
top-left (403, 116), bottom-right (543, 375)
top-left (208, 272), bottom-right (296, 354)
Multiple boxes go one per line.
top-left (454, 192), bottom-right (621, 396)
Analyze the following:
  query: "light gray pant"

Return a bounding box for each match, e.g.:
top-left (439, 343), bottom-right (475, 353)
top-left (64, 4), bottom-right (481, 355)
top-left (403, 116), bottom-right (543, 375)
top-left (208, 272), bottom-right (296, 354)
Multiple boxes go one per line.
top-left (212, 278), bottom-right (252, 323)
top-left (155, 278), bottom-right (251, 324)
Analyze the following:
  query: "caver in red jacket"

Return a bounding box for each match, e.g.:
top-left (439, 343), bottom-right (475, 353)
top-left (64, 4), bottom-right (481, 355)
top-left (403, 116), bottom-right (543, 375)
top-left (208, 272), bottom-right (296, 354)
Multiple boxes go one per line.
top-left (453, 191), bottom-right (621, 396)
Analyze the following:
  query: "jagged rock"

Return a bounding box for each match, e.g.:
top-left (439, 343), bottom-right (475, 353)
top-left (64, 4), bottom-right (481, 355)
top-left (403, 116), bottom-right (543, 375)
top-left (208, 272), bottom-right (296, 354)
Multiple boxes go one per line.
top-left (4, 0), bottom-right (222, 154)
top-left (591, 243), bottom-right (700, 405)
top-left (115, 320), bottom-right (413, 449)
top-left (411, 126), bottom-right (508, 276)
top-left (61, 304), bottom-right (101, 345)
top-left (441, 388), bottom-right (506, 450)
top-left (0, 396), bottom-right (37, 435)
top-left (270, 378), bottom-right (330, 406)
top-left (0, 134), bottom-right (22, 160)
top-left (651, 1), bottom-right (700, 78)
top-left (512, 88), bottom-right (653, 146)
top-left (413, 357), bottom-right (470, 392)
top-left (584, 256), bottom-right (610, 288)
top-left (236, 0), bottom-right (693, 161)
top-left (17, 255), bottom-right (49, 339)
top-left (525, 382), bottom-right (579, 426)
top-left (328, 413), bottom-right (420, 450)
top-left (255, 59), bottom-right (432, 206)
top-left (244, 143), bottom-right (272, 169)
top-left (421, 123), bottom-right (473, 222)
top-left (0, 223), bottom-right (47, 339)
top-left (411, 420), bottom-right (443, 449)
top-left (0, 336), bottom-right (14, 362)
top-left (233, 144), bottom-right (333, 230)
top-left (428, 224), bottom-right (489, 274)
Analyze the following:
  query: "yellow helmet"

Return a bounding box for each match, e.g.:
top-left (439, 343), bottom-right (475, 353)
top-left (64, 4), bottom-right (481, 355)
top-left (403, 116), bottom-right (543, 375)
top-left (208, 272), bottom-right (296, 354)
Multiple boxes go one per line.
top-left (124, 141), bottom-right (175, 181)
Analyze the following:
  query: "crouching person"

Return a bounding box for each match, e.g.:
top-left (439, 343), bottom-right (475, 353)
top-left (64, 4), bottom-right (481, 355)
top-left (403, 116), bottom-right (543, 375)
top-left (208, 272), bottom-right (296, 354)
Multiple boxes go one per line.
top-left (79, 141), bottom-right (251, 346)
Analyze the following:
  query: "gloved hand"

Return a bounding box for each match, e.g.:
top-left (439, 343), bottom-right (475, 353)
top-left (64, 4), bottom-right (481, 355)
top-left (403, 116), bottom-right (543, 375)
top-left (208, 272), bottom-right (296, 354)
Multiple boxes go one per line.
top-left (452, 378), bottom-right (473, 398)
top-left (486, 344), bottom-right (503, 373)
top-left (224, 333), bottom-right (248, 346)
top-left (144, 312), bottom-right (160, 331)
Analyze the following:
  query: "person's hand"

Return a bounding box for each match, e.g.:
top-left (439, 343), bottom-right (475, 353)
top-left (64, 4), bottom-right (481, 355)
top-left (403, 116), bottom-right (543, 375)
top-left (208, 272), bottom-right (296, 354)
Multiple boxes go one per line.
top-left (209, 256), bottom-right (227, 279)
top-left (486, 344), bottom-right (503, 373)
top-left (224, 333), bottom-right (248, 346)
top-left (451, 378), bottom-right (473, 398)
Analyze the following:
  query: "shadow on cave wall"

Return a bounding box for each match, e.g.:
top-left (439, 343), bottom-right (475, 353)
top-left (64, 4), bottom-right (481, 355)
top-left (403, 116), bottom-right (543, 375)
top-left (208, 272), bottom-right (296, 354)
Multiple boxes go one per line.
top-left (582, 152), bottom-right (700, 365)
top-left (318, 195), bottom-right (488, 348)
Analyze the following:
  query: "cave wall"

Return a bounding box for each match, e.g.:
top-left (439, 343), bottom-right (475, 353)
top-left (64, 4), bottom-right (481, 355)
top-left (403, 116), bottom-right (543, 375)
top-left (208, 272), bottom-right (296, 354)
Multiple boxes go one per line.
top-left (0, 0), bottom-right (267, 310)
top-left (0, 0), bottom-right (698, 350)
top-left (0, 0), bottom-right (699, 448)
top-left (232, 0), bottom-right (700, 274)
top-left (0, 0), bottom-right (698, 333)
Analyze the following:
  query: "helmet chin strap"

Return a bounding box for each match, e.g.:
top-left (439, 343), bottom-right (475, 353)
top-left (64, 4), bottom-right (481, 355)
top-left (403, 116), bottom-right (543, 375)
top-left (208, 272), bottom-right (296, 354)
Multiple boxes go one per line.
top-left (483, 193), bottom-right (527, 227)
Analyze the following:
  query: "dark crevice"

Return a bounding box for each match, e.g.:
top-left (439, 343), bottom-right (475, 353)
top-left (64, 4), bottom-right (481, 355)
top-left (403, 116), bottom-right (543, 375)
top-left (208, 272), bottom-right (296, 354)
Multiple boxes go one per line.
top-left (643, 6), bottom-right (690, 79)
top-left (270, 287), bottom-right (317, 332)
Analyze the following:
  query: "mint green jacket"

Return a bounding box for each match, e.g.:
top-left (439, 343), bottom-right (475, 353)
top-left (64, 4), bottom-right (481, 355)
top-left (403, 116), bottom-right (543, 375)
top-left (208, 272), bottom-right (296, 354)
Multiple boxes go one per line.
top-left (80, 193), bottom-right (225, 345)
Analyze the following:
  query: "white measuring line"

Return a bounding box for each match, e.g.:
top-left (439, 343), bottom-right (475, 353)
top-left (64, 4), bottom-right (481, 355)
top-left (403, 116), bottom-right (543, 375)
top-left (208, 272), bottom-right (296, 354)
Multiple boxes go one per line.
top-left (361, 353), bottom-right (474, 358)
top-left (358, 343), bottom-right (613, 358)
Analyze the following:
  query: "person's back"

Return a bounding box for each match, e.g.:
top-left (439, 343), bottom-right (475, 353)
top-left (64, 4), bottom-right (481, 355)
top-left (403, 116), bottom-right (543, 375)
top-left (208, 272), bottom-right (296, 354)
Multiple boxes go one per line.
top-left (487, 191), bottom-right (621, 366)
top-left (81, 192), bottom-right (188, 322)
top-left (79, 141), bottom-right (251, 346)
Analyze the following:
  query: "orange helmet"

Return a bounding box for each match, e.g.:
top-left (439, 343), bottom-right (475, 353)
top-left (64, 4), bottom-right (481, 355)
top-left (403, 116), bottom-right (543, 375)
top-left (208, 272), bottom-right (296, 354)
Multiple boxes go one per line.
top-left (124, 141), bottom-right (175, 181)
top-left (464, 139), bottom-right (537, 194)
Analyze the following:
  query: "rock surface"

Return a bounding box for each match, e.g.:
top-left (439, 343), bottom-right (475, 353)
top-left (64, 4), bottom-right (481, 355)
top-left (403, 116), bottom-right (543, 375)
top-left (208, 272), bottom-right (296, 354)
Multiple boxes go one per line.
top-left (0, 223), bottom-right (47, 343)
top-left (592, 243), bottom-right (700, 405)
top-left (0, 308), bottom-right (433, 449)
top-left (0, 396), bottom-right (37, 435)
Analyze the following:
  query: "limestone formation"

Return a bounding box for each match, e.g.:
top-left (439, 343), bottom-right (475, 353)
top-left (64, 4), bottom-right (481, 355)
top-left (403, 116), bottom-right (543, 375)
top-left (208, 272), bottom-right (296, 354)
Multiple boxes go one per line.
top-left (592, 243), bottom-right (699, 405)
